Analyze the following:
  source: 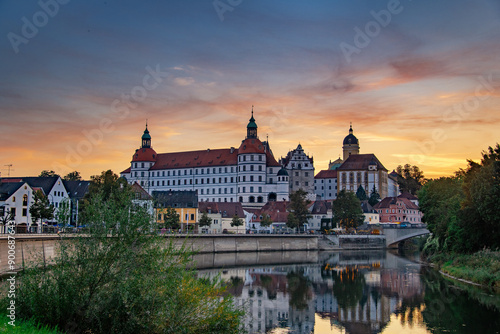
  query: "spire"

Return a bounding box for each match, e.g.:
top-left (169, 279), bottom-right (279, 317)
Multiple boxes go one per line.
top-left (141, 121), bottom-right (151, 148)
top-left (246, 106), bottom-right (258, 139)
top-left (349, 122), bottom-right (353, 134)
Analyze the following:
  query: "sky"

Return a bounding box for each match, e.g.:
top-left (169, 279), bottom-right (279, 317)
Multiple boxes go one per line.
top-left (1, 0), bottom-right (499, 179)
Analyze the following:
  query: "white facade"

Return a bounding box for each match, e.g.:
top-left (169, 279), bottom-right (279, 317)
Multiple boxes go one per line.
top-left (121, 114), bottom-right (289, 207)
top-left (314, 174), bottom-right (338, 200)
top-left (0, 182), bottom-right (33, 232)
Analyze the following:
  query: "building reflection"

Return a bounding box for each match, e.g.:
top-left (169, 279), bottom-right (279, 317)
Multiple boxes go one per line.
top-left (197, 251), bottom-right (425, 334)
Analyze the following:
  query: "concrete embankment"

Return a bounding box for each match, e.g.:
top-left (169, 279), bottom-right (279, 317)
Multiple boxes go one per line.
top-left (0, 234), bottom-right (390, 274)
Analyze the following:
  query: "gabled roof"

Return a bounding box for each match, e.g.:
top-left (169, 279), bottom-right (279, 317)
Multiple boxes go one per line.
top-left (62, 180), bottom-right (90, 200)
top-left (1, 176), bottom-right (62, 196)
top-left (398, 192), bottom-right (418, 200)
top-left (314, 170), bottom-right (338, 179)
top-left (310, 200), bottom-right (332, 214)
top-left (0, 182), bottom-right (25, 201)
top-left (153, 190), bottom-right (198, 208)
top-left (198, 202), bottom-right (245, 218)
top-left (337, 154), bottom-right (387, 171)
top-left (121, 167), bottom-right (131, 174)
top-left (373, 197), bottom-right (419, 210)
top-left (131, 182), bottom-right (152, 200)
top-left (360, 200), bottom-right (376, 213)
top-left (253, 201), bottom-right (290, 223)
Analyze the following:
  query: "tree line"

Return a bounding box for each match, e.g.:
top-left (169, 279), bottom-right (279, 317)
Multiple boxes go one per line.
top-left (419, 144), bottom-right (500, 254)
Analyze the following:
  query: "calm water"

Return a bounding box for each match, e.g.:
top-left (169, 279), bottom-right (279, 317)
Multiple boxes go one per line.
top-left (195, 250), bottom-right (500, 334)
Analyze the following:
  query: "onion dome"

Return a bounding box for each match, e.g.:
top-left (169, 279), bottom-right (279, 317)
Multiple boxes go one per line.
top-left (343, 124), bottom-right (359, 145)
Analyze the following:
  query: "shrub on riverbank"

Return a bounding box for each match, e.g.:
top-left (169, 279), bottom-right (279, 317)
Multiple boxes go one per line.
top-left (1, 171), bottom-right (245, 334)
top-left (427, 249), bottom-right (500, 291)
top-left (0, 313), bottom-right (62, 333)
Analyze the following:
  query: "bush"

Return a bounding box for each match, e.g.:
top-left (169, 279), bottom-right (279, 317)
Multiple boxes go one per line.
top-left (4, 188), bottom-right (244, 334)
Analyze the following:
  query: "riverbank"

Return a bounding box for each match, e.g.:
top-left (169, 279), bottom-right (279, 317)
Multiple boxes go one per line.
top-left (0, 313), bottom-right (61, 333)
top-left (426, 249), bottom-right (500, 292)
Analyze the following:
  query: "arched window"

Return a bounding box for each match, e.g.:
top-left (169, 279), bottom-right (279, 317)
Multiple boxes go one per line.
top-left (249, 196), bottom-right (255, 203)
top-left (23, 195), bottom-right (28, 206)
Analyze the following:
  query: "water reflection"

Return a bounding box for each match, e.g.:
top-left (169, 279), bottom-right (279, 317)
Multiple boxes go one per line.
top-left (196, 251), bottom-right (500, 334)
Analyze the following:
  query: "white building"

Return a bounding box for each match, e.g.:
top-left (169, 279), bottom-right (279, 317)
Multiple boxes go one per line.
top-left (0, 181), bottom-right (33, 233)
top-left (121, 111), bottom-right (289, 208)
top-left (314, 170), bottom-right (338, 200)
top-left (1, 176), bottom-right (71, 232)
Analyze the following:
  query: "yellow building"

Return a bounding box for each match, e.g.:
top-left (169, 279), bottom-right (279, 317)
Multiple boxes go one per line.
top-left (153, 190), bottom-right (198, 232)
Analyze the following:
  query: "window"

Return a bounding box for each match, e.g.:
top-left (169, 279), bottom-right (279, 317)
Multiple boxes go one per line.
top-left (250, 165), bottom-right (254, 171)
top-left (191, 214), bottom-right (195, 221)
top-left (250, 176), bottom-right (254, 182)
top-left (250, 186), bottom-right (254, 192)
top-left (162, 180), bottom-right (165, 186)
top-left (12, 196), bottom-right (16, 202)
top-left (22, 208), bottom-right (27, 217)
top-left (258, 165), bottom-right (262, 171)
top-left (23, 195), bottom-right (28, 206)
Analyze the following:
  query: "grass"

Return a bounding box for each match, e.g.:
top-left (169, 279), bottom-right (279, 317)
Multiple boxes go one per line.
top-left (0, 313), bottom-right (61, 333)
top-left (429, 249), bottom-right (500, 291)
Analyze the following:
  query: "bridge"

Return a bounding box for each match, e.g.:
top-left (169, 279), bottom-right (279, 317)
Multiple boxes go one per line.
top-left (381, 226), bottom-right (430, 247)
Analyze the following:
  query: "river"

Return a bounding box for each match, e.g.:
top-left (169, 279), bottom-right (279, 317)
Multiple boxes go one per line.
top-left (194, 250), bottom-right (500, 334)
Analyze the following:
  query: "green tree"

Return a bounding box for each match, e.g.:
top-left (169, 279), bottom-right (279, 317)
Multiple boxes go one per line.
top-left (39, 170), bottom-right (58, 177)
top-left (396, 164), bottom-right (426, 195)
top-left (368, 185), bottom-right (381, 207)
top-left (356, 185), bottom-right (367, 201)
top-left (457, 144), bottom-right (500, 252)
top-left (13, 179), bottom-right (244, 333)
top-left (332, 190), bottom-right (364, 229)
top-left (29, 190), bottom-right (55, 228)
top-left (163, 207), bottom-right (180, 230)
top-left (418, 176), bottom-right (463, 253)
top-left (289, 189), bottom-right (311, 232)
top-left (260, 214), bottom-right (273, 228)
top-left (286, 212), bottom-right (299, 231)
top-left (198, 212), bottom-right (212, 230)
top-left (56, 198), bottom-right (72, 229)
top-left (63, 171), bottom-right (82, 181)
top-left (231, 215), bottom-right (243, 233)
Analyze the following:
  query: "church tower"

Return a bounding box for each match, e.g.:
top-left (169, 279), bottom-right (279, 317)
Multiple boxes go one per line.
top-left (342, 124), bottom-right (359, 160)
top-left (246, 107), bottom-right (258, 139)
top-left (142, 122), bottom-right (151, 148)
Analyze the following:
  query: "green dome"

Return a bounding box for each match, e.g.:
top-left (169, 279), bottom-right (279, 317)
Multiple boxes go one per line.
top-left (277, 168), bottom-right (289, 176)
top-left (247, 114), bottom-right (257, 129)
top-left (142, 127), bottom-right (151, 140)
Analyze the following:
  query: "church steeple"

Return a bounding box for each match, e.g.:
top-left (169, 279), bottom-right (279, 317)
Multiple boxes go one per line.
top-left (246, 106), bottom-right (258, 139)
top-left (141, 121), bottom-right (151, 148)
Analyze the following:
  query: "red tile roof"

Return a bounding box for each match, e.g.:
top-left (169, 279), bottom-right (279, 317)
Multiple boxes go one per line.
top-left (150, 148), bottom-right (238, 170)
top-left (252, 201), bottom-right (290, 223)
top-left (121, 167), bottom-right (131, 174)
top-left (132, 147), bottom-right (157, 162)
top-left (198, 202), bottom-right (245, 217)
top-left (373, 197), bottom-right (419, 210)
top-left (338, 154), bottom-right (387, 171)
top-left (314, 170), bottom-right (338, 179)
top-left (398, 192), bottom-right (418, 200)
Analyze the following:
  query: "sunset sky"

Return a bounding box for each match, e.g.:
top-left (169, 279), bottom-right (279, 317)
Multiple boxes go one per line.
top-left (1, 0), bottom-right (499, 179)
